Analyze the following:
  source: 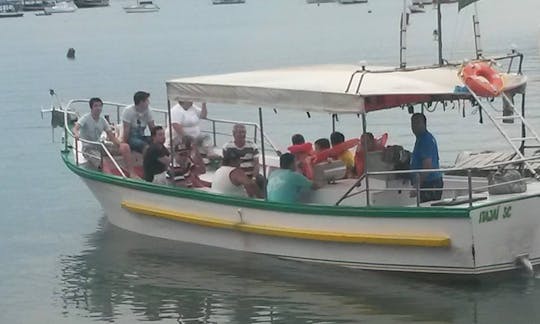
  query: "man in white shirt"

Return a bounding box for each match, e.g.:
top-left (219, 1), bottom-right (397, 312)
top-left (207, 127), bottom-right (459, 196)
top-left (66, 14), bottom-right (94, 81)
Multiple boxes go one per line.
top-left (167, 100), bottom-right (207, 147)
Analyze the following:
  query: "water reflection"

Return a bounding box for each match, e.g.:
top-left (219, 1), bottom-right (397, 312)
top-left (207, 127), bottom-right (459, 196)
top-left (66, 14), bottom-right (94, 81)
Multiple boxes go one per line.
top-left (58, 219), bottom-right (540, 323)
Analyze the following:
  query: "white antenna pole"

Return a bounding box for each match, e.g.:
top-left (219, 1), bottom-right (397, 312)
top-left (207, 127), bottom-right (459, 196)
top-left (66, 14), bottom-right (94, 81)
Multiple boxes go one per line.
top-left (472, 2), bottom-right (483, 59)
top-left (399, 0), bottom-right (408, 68)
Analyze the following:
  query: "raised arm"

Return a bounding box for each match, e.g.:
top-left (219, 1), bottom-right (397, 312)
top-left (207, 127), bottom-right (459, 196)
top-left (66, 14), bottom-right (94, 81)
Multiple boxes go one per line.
top-left (200, 102), bottom-right (208, 119)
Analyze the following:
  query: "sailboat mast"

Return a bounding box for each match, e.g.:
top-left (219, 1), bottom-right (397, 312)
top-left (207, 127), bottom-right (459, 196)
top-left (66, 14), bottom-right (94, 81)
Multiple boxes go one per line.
top-left (437, 0), bottom-right (443, 65)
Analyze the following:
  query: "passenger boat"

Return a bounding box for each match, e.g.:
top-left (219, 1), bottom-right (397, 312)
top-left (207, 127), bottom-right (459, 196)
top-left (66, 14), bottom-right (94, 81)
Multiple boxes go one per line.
top-left (123, 0), bottom-right (159, 13)
top-left (43, 0), bottom-right (76, 13)
top-left (44, 1), bottom-right (540, 276)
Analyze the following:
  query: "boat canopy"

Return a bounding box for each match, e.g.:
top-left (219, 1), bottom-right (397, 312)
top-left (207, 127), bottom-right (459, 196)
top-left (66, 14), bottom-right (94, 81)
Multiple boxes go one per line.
top-left (166, 64), bottom-right (527, 114)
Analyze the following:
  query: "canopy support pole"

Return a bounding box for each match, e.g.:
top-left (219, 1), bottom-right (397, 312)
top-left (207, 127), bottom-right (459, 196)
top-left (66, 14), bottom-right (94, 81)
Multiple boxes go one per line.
top-left (437, 0), bottom-right (443, 65)
top-left (362, 113), bottom-right (370, 207)
top-left (167, 99), bottom-right (174, 164)
top-left (258, 107), bottom-right (268, 200)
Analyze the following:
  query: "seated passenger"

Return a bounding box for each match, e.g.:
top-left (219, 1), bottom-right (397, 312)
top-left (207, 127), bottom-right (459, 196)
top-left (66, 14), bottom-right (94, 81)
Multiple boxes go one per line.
top-left (72, 97), bottom-right (137, 178)
top-left (211, 149), bottom-right (263, 198)
top-left (122, 91), bottom-right (156, 154)
top-left (330, 131), bottom-right (355, 177)
top-left (355, 132), bottom-right (377, 176)
top-left (169, 141), bottom-right (210, 188)
top-left (222, 124), bottom-right (265, 190)
top-left (314, 138), bottom-right (331, 153)
top-left (287, 133), bottom-right (314, 179)
top-left (167, 100), bottom-right (212, 157)
top-left (267, 153), bottom-right (318, 203)
top-left (143, 126), bottom-right (170, 184)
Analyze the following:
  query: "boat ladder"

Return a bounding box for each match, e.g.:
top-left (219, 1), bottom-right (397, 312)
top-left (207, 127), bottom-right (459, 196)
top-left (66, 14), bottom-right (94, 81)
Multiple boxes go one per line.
top-left (467, 88), bottom-right (540, 179)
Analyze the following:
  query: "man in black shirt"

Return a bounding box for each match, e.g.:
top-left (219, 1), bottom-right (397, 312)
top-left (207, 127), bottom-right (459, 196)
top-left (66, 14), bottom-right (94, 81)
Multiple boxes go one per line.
top-left (143, 126), bottom-right (170, 183)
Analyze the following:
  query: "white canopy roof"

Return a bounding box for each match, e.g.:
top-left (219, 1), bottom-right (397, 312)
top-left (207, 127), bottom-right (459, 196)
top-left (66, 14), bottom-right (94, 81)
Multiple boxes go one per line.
top-left (166, 64), bottom-right (526, 114)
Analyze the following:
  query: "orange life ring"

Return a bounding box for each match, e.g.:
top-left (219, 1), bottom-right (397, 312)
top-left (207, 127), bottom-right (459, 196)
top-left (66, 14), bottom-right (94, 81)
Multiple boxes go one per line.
top-left (312, 138), bottom-right (360, 164)
top-left (287, 142), bottom-right (313, 154)
top-left (461, 62), bottom-right (503, 97)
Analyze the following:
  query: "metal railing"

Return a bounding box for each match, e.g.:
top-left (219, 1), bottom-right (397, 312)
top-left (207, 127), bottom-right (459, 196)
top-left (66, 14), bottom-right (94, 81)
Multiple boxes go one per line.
top-left (55, 99), bottom-right (282, 178)
top-left (337, 154), bottom-right (540, 207)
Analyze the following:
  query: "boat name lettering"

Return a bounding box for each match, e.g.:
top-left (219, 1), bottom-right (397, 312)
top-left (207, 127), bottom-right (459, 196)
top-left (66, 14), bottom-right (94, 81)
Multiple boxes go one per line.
top-left (479, 205), bottom-right (512, 223)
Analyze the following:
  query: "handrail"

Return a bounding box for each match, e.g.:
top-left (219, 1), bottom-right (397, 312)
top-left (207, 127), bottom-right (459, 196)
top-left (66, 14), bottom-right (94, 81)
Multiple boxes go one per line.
top-left (59, 98), bottom-right (282, 178)
top-left (336, 154), bottom-right (540, 207)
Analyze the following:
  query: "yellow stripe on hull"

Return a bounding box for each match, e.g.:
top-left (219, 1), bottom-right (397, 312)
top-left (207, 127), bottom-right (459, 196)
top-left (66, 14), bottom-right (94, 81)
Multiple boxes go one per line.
top-left (121, 201), bottom-right (450, 247)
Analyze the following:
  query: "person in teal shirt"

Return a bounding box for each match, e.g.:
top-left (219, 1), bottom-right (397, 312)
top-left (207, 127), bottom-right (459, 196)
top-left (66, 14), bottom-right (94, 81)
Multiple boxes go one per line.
top-left (267, 153), bottom-right (317, 203)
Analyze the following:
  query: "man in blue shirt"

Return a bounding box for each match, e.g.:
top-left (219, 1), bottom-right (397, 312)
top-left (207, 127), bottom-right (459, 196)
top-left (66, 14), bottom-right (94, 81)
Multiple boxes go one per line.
top-left (267, 153), bottom-right (318, 203)
top-left (410, 113), bottom-right (443, 203)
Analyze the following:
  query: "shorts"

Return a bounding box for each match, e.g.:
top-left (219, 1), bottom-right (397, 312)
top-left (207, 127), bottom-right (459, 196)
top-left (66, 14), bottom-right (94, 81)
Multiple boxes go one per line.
top-left (128, 135), bottom-right (151, 153)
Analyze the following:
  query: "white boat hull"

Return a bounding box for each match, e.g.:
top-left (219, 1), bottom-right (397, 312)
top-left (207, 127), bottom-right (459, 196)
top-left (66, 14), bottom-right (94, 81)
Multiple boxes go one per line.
top-left (68, 157), bottom-right (540, 275)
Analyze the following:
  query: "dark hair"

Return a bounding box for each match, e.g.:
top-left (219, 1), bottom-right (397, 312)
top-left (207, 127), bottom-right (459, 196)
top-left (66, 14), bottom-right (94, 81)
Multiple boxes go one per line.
top-left (291, 134), bottom-right (305, 145)
top-left (133, 91), bottom-right (150, 105)
top-left (411, 113), bottom-right (426, 124)
top-left (330, 131), bottom-right (345, 146)
top-left (314, 138), bottom-right (331, 150)
top-left (89, 97), bottom-right (103, 109)
top-left (222, 148), bottom-right (241, 166)
top-left (280, 153), bottom-right (295, 169)
top-left (150, 125), bottom-right (163, 137)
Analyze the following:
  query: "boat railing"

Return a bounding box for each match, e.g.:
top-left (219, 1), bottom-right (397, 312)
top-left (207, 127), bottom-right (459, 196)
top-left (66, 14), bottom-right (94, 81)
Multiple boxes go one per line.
top-left (56, 99), bottom-right (281, 177)
top-left (199, 117), bottom-right (281, 155)
top-left (337, 154), bottom-right (540, 208)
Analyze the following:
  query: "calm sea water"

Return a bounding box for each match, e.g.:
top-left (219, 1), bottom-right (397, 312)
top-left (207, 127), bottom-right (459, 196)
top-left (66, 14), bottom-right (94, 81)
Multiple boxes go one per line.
top-left (1, 0), bottom-right (540, 323)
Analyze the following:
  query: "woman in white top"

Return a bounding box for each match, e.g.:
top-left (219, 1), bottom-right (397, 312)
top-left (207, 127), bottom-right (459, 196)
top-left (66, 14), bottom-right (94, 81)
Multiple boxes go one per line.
top-left (211, 149), bottom-right (263, 198)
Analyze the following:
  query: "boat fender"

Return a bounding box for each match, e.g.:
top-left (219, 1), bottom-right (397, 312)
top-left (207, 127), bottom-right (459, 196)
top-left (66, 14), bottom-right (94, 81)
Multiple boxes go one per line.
top-left (312, 138), bottom-right (360, 164)
top-left (460, 61), bottom-right (503, 97)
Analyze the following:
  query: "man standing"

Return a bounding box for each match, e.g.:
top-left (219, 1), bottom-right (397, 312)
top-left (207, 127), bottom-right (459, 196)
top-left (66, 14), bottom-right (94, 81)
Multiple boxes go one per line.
top-left (267, 153), bottom-right (318, 203)
top-left (72, 97), bottom-right (136, 178)
top-left (122, 91), bottom-right (156, 153)
top-left (222, 124), bottom-right (262, 185)
top-left (410, 113), bottom-right (443, 203)
top-left (143, 126), bottom-right (170, 184)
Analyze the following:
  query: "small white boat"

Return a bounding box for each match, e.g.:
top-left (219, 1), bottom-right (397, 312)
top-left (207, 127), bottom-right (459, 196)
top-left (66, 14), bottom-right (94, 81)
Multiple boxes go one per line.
top-left (212, 0), bottom-right (245, 4)
top-left (123, 0), bottom-right (159, 13)
top-left (44, 1), bottom-right (77, 14)
top-left (0, 4), bottom-right (24, 17)
top-left (408, 0), bottom-right (425, 13)
top-left (337, 0), bottom-right (368, 4)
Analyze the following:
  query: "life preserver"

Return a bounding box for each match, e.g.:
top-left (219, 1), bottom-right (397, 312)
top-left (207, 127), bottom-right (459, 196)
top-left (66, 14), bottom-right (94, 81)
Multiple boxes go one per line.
top-left (312, 138), bottom-right (360, 164)
top-left (460, 61), bottom-right (503, 97)
top-left (287, 142), bottom-right (313, 155)
top-left (355, 133), bottom-right (388, 176)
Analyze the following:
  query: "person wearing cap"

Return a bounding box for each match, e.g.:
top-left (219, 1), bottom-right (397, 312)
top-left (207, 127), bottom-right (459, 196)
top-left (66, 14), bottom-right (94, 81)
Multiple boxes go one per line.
top-left (122, 91), bottom-right (156, 154)
top-left (211, 149), bottom-right (263, 198)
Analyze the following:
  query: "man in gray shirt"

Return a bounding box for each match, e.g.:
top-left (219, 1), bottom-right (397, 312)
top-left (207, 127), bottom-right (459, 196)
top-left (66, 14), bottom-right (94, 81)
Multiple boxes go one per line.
top-left (121, 91), bottom-right (156, 153)
top-left (73, 97), bottom-right (137, 178)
